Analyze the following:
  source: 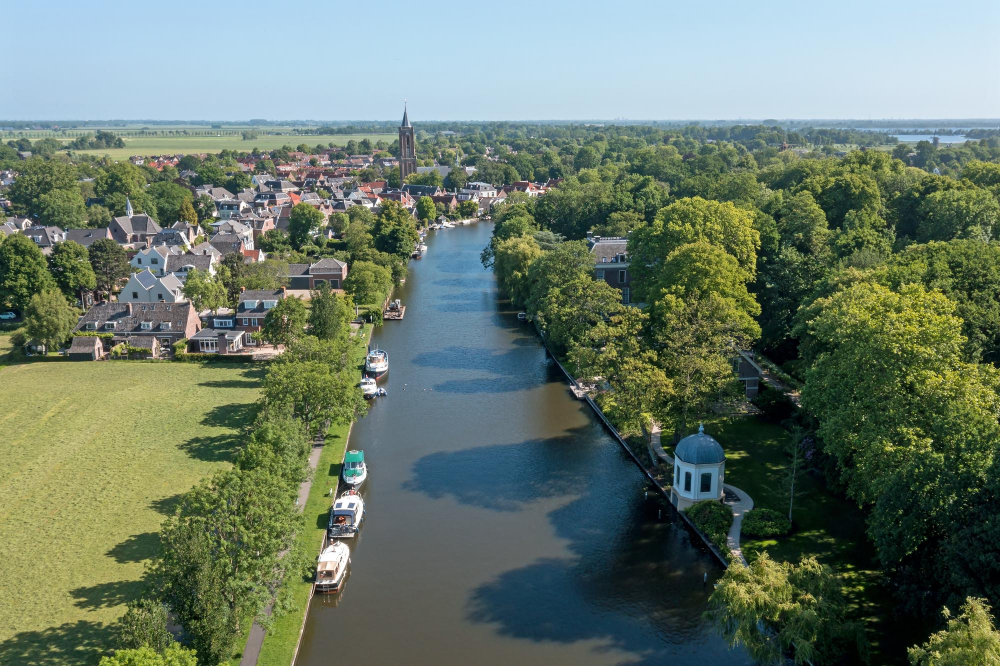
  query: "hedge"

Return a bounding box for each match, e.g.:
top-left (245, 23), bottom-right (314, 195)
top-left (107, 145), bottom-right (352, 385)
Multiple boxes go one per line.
top-left (175, 352), bottom-right (257, 363)
top-left (684, 500), bottom-right (733, 555)
top-left (741, 508), bottom-right (792, 538)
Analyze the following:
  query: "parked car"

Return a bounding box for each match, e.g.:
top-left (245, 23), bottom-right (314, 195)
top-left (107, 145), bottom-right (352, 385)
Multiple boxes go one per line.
top-left (0, 311), bottom-right (16, 320)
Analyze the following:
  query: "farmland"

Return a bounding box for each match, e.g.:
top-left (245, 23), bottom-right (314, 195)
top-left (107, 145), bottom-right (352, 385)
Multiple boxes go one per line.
top-left (0, 358), bottom-right (262, 664)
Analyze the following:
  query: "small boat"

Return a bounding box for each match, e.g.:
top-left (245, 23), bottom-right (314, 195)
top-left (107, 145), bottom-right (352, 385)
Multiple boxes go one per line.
top-left (360, 376), bottom-right (378, 398)
top-left (342, 450), bottom-right (368, 488)
top-left (365, 347), bottom-right (389, 377)
top-left (328, 488), bottom-right (364, 538)
top-left (418, 243), bottom-right (428, 253)
top-left (517, 312), bottom-right (528, 321)
top-left (314, 541), bottom-right (350, 594)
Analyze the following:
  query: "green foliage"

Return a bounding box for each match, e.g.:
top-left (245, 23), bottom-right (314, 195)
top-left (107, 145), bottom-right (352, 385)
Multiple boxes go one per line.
top-left (181, 268), bottom-right (227, 313)
top-left (146, 181), bottom-right (193, 225)
top-left (0, 234), bottom-right (56, 311)
top-left (684, 500), bottom-right (733, 554)
top-left (48, 240), bottom-right (97, 300)
top-left (308, 286), bottom-right (353, 344)
top-left (287, 203), bottom-right (325, 248)
top-left (23, 289), bottom-right (77, 351)
top-left (98, 645), bottom-right (197, 666)
top-left (6, 158), bottom-right (79, 217)
top-left (343, 261), bottom-right (392, 306)
top-left (706, 553), bottom-right (868, 665)
top-left (751, 385), bottom-right (797, 424)
top-left (742, 508), bottom-right (792, 538)
top-left (372, 200), bottom-right (419, 258)
top-left (909, 598), bottom-right (1000, 665)
top-left (115, 598), bottom-right (174, 653)
top-left (88, 238), bottom-right (130, 299)
top-left (37, 187), bottom-right (88, 228)
top-left (261, 296), bottom-right (308, 347)
top-left (416, 195), bottom-right (436, 221)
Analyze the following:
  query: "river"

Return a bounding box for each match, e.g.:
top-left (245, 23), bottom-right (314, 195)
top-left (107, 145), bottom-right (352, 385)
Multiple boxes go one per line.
top-left (295, 222), bottom-right (748, 665)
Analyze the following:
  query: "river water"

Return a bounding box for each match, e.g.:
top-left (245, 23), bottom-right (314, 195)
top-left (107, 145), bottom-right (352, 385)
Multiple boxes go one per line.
top-left (295, 222), bottom-right (747, 665)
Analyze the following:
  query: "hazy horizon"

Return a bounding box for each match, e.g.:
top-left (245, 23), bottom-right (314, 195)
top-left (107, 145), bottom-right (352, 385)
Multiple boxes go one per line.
top-left (3, 0), bottom-right (997, 121)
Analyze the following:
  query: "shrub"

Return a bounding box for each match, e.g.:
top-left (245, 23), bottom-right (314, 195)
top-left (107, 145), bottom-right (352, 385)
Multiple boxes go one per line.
top-left (685, 500), bottom-right (733, 554)
top-left (752, 385), bottom-right (797, 424)
top-left (172, 338), bottom-right (188, 355)
top-left (741, 508), bottom-right (792, 538)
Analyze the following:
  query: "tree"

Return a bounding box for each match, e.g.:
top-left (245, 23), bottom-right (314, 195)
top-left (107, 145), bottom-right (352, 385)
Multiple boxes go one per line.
top-left (446, 167), bottom-right (469, 190)
top-left (260, 296), bottom-right (308, 347)
top-left (262, 354), bottom-right (366, 437)
top-left (48, 240), bottom-right (96, 301)
top-left (308, 286), bottom-right (353, 344)
top-left (147, 181), bottom-right (193, 224)
top-left (6, 158), bottom-right (78, 217)
top-left (344, 221), bottom-right (375, 261)
top-left (23, 289), bottom-right (77, 352)
top-left (156, 469), bottom-right (297, 665)
top-left (909, 598), bottom-right (1000, 665)
top-left (372, 201), bottom-right (419, 258)
top-left (629, 197), bottom-right (760, 300)
top-left (0, 234), bottom-right (56, 312)
top-left (89, 204), bottom-right (113, 227)
top-left (405, 170), bottom-right (443, 187)
top-left (536, 274), bottom-right (625, 354)
top-left (182, 268), bottom-right (227, 313)
top-left (706, 553), bottom-right (867, 666)
top-left (457, 199), bottom-right (479, 219)
top-left (327, 212), bottom-right (349, 237)
top-left (416, 196), bottom-right (436, 222)
top-left (98, 645), bottom-right (197, 666)
top-left (95, 162), bottom-right (151, 215)
top-left (37, 188), bottom-right (88, 228)
top-left (179, 199), bottom-right (198, 226)
top-left (115, 598), bottom-right (174, 653)
top-left (574, 145), bottom-right (600, 170)
top-left (343, 261), bottom-right (392, 306)
top-left (916, 188), bottom-right (1000, 242)
top-left (287, 203), bottom-right (325, 248)
top-left (493, 235), bottom-right (543, 307)
top-left (88, 238), bottom-right (130, 300)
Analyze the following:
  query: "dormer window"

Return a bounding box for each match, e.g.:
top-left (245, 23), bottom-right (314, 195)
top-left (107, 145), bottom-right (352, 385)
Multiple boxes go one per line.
top-left (263, 300), bottom-right (277, 309)
top-left (86, 322), bottom-right (98, 330)
top-left (141, 321), bottom-right (153, 330)
top-left (105, 322), bottom-right (116, 330)
top-left (601, 257), bottom-right (607, 263)
top-left (161, 322), bottom-right (171, 330)
top-left (243, 300), bottom-right (259, 309)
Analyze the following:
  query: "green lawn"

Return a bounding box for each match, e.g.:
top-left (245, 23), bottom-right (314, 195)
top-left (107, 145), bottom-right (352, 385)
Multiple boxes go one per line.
top-left (253, 325), bottom-right (370, 666)
top-left (62, 133), bottom-right (393, 160)
top-left (669, 415), bottom-right (919, 664)
top-left (0, 358), bottom-right (262, 665)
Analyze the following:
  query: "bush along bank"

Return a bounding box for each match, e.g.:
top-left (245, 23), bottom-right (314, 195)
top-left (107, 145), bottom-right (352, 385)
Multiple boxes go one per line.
top-left (97, 293), bottom-right (366, 665)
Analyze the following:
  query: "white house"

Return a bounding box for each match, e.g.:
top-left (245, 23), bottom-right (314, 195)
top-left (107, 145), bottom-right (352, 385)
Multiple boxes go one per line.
top-left (459, 181), bottom-right (498, 199)
top-left (119, 269), bottom-right (187, 303)
top-left (669, 424), bottom-right (726, 510)
top-left (131, 246), bottom-right (174, 276)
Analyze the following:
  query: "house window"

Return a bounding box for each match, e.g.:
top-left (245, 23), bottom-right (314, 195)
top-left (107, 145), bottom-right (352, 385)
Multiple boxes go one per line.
top-left (596, 269), bottom-right (605, 279)
top-left (619, 270), bottom-right (626, 283)
top-left (161, 322), bottom-right (171, 330)
top-left (684, 471), bottom-right (692, 493)
top-left (263, 300), bottom-right (277, 309)
top-left (199, 338), bottom-right (218, 352)
top-left (141, 321), bottom-right (152, 330)
top-left (675, 465), bottom-right (680, 486)
top-left (86, 322), bottom-right (98, 330)
top-left (623, 287), bottom-right (631, 304)
top-left (700, 473), bottom-right (712, 493)
top-left (601, 257), bottom-right (607, 263)
top-left (105, 322), bottom-right (115, 330)
top-left (151, 258), bottom-right (158, 264)
top-left (137, 258), bottom-right (142, 264)
top-left (241, 318), bottom-right (249, 326)
top-left (132, 292), bottom-right (138, 299)
top-left (214, 319), bottom-right (233, 328)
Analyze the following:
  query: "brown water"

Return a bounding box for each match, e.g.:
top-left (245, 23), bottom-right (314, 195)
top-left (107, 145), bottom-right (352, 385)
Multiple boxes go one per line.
top-left (295, 222), bottom-right (748, 665)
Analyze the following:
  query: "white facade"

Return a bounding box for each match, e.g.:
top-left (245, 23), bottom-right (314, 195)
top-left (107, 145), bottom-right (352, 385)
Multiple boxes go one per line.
top-left (131, 247), bottom-right (171, 276)
top-left (119, 269), bottom-right (186, 303)
top-left (669, 425), bottom-right (726, 511)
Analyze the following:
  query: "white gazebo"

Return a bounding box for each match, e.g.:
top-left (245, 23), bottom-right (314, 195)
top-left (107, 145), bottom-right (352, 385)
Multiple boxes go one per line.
top-left (670, 424), bottom-right (726, 510)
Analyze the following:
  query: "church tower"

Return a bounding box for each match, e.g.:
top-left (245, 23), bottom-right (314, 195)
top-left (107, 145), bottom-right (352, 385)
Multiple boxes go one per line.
top-left (398, 104), bottom-right (417, 182)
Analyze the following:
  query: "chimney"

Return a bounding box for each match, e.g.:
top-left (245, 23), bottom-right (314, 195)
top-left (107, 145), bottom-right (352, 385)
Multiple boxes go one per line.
top-left (240, 286), bottom-right (246, 293)
top-left (126, 303), bottom-right (134, 316)
top-left (281, 287), bottom-right (287, 297)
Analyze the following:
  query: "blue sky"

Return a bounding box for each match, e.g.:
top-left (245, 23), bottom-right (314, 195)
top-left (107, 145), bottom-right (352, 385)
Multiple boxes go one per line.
top-left (2, 0), bottom-right (998, 121)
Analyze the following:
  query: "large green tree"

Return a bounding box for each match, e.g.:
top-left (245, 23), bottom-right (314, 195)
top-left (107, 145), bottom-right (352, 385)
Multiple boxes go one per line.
top-left (909, 598), bottom-right (1000, 665)
top-left (23, 289), bottom-right (77, 351)
top-left (6, 158), bottom-right (78, 218)
top-left (48, 240), bottom-right (97, 301)
top-left (88, 238), bottom-right (130, 300)
top-left (308, 286), bottom-right (353, 344)
top-left (343, 261), bottom-right (392, 307)
top-left (260, 296), bottom-right (308, 347)
top-left (0, 233), bottom-right (56, 311)
top-left (916, 188), bottom-right (1000, 243)
top-left (182, 268), bottom-right (227, 313)
top-left (37, 188), bottom-right (88, 228)
top-left (287, 203), bottom-right (325, 249)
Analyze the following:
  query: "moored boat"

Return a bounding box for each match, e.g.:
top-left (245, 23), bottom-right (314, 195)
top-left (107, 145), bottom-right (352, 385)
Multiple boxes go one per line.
top-left (365, 347), bottom-right (389, 377)
top-left (314, 541), bottom-right (350, 594)
top-left (328, 488), bottom-right (365, 538)
top-left (342, 449), bottom-right (368, 488)
top-left (360, 376), bottom-right (378, 398)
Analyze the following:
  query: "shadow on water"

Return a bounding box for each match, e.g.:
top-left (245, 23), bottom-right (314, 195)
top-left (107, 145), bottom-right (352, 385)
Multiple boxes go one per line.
top-left (0, 620), bottom-right (111, 666)
top-left (405, 429), bottom-right (745, 664)
top-left (411, 346), bottom-right (539, 375)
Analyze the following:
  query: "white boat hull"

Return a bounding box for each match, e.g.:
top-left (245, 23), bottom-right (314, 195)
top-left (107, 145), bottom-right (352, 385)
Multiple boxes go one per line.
top-left (315, 542), bottom-right (351, 594)
top-left (343, 466), bottom-right (367, 488)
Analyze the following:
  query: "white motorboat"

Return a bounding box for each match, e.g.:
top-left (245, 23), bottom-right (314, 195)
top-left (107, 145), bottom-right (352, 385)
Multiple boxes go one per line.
top-left (314, 541), bottom-right (350, 594)
top-left (342, 450), bottom-right (368, 488)
top-left (365, 347), bottom-right (388, 377)
top-left (360, 376), bottom-right (378, 398)
top-left (328, 488), bottom-right (365, 538)
top-left (418, 242), bottom-right (428, 253)
top-left (441, 221), bottom-right (455, 228)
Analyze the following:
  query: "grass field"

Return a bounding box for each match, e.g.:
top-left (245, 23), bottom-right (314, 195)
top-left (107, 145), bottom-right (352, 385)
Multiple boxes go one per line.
top-left (0, 358), bottom-right (262, 665)
top-left (7, 133), bottom-right (395, 160)
top-left (677, 415), bottom-right (921, 663)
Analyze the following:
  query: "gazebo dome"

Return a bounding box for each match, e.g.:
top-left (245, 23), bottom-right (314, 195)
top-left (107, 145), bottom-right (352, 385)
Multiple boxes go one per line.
top-left (675, 424), bottom-right (725, 465)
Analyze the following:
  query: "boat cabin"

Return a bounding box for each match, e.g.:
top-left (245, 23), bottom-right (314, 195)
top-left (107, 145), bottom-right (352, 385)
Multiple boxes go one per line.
top-left (329, 492), bottom-right (364, 538)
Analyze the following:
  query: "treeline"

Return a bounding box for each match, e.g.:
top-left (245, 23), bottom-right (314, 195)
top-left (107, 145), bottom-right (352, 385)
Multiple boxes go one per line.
top-left (67, 130), bottom-right (125, 150)
top-left (100, 288), bottom-right (365, 666)
top-left (485, 140), bottom-right (1000, 662)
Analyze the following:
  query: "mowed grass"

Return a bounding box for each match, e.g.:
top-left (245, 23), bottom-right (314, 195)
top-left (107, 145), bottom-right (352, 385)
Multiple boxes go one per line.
top-left (63, 134), bottom-right (393, 160)
top-left (0, 359), bottom-right (262, 665)
top-left (666, 415), bottom-right (920, 664)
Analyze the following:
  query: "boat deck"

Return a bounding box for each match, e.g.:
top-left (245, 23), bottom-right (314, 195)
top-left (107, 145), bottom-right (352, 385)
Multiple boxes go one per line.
top-left (383, 306), bottom-right (406, 320)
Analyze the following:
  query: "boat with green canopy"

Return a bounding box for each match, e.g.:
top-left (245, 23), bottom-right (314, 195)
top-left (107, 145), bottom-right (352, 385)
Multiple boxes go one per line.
top-left (342, 449), bottom-right (368, 488)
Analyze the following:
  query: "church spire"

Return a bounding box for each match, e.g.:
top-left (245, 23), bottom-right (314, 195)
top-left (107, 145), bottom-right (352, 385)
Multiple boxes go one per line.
top-left (401, 103), bottom-right (410, 128)
top-left (125, 197), bottom-right (134, 217)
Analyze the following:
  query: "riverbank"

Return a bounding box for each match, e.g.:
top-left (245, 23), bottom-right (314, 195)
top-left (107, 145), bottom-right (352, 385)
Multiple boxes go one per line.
top-left (238, 324), bottom-right (372, 666)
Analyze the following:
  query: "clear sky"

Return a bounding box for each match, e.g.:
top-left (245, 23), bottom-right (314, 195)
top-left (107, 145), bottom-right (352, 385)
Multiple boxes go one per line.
top-left (2, 0), bottom-right (998, 121)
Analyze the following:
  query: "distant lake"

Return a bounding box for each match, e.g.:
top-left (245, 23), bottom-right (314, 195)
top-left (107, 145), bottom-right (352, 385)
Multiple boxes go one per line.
top-left (893, 134), bottom-right (968, 143)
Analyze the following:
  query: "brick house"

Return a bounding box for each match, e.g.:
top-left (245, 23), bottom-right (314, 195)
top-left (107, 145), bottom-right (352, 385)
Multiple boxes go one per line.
top-left (74, 302), bottom-right (200, 354)
top-left (286, 258), bottom-right (348, 290)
